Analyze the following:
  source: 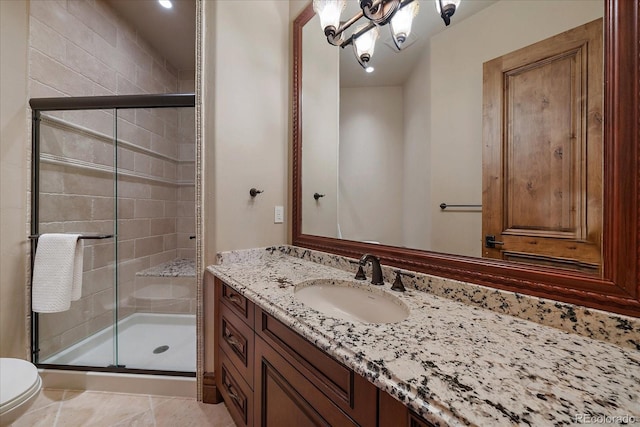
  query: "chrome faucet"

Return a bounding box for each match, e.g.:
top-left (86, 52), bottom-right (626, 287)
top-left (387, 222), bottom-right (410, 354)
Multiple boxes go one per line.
top-left (355, 254), bottom-right (384, 285)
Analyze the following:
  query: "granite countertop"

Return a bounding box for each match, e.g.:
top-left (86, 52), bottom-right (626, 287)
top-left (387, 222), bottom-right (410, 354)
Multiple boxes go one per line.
top-left (136, 258), bottom-right (195, 277)
top-left (207, 247), bottom-right (640, 426)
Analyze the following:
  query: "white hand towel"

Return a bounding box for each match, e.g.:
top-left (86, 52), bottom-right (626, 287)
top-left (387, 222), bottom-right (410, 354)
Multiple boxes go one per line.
top-left (32, 234), bottom-right (84, 313)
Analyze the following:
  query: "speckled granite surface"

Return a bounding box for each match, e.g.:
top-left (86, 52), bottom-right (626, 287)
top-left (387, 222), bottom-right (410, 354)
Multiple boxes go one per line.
top-left (218, 246), bottom-right (640, 351)
top-left (136, 258), bottom-right (195, 277)
top-left (211, 246), bottom-right (640, 426)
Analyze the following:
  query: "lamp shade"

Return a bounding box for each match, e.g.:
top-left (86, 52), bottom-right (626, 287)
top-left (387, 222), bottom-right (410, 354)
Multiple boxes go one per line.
top-left (313, 0), bottom-right (346, 33)
top-left (391, 1), bottom-right (419, 45)
top-left (354, 25), bottom-right (380, 63)
top-left (435, 0), bottom-right (460, 14)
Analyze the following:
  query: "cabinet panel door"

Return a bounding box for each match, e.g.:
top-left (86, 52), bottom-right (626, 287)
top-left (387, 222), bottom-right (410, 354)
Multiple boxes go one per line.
top-left (255, 307), bottom-right (377, 426)
top-left (482, 18), bottom-right (603, 273)
top-left (254, 336), bottom-right (358, 427)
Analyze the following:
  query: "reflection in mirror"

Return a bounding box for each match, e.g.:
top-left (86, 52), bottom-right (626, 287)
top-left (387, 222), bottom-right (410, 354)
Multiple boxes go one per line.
top-left (301, 0), bottom-right (603, 274)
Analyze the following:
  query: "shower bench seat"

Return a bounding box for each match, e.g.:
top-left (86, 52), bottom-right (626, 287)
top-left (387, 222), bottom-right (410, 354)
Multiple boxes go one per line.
top-left (135, 258), bottom-right (195, 278)
top-left (131, 258), bottom-right (196, 312)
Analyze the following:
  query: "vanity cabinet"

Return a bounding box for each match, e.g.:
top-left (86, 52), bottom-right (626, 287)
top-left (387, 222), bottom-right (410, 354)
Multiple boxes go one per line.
top-left (254, 304), bottom-right (377, 427)
top-left (207, 273), bottom-right (436, 427)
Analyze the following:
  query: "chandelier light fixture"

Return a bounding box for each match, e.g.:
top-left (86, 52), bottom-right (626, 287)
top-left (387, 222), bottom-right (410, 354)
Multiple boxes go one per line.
top-left (313, 0), bottom-right (461, 70)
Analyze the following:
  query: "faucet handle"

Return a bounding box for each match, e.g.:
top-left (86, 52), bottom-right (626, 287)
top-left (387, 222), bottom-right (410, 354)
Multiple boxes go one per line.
top-left (391, 271), bottom-right (406, 292)
top-left (355, 265), bottom-right (367, 280)
top-left (391, 270), bottom-right (414, 292)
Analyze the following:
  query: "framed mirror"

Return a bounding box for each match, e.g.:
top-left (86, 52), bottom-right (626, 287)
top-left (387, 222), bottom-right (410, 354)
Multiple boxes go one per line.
top-left (292, 0), bottom-right (639, 317)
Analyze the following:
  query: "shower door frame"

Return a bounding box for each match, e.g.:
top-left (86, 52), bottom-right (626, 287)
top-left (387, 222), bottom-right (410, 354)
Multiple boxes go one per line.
top-left (29, 93), bottom-right (196, 376)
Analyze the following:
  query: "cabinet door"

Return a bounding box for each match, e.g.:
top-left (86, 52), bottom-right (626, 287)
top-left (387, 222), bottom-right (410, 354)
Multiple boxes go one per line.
top-left (254, 336), bottom-right (358, 427)
top-left (482, 18), bottom-right (603, 273)
top-left (255, 307), bottom-right (377, 426)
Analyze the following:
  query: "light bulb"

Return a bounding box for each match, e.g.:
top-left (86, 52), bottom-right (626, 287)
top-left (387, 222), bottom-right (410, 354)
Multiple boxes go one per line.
top-left (159, 0), bottom-right (172, 9)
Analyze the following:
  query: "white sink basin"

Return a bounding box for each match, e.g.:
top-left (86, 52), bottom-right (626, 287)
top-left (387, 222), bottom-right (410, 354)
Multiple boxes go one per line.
top-left (294, 279), bottom-right (409, 324)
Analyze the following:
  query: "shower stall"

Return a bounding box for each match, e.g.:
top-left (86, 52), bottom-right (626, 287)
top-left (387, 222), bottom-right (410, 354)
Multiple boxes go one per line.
top-left (29, 94), bottom-right (196, 376)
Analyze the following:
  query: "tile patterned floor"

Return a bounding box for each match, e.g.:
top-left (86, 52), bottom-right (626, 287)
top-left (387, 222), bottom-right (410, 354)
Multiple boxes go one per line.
top-left (10, 389), bottom-right (235, 427)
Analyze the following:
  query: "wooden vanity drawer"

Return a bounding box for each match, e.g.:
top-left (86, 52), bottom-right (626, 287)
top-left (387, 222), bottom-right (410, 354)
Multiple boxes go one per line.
top-left (219, 302), bottom-right (254, 387)
top-left (217, 278), bottom-right (254, 326)
top-left (255, 307), bottom-right (377, 427)
top-left (219, 351), bottom-right (254, 427)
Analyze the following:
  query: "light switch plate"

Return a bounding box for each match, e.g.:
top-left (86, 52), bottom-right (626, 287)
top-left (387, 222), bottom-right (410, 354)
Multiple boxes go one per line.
top-left (274, 206), bottom-right (284, 223)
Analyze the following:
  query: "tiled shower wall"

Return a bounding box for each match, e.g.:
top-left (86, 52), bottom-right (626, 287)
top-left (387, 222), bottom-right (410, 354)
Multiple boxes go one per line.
top-left (29, 0), bottom-right (195, 360)
top-left (177, 105), bottom-right (196, 260)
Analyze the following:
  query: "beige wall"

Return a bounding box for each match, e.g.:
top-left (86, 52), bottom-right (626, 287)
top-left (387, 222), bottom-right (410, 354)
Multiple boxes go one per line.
top-left (206, 0), bottom-right (289, 255)
top-left (0, 0), bottom-right (30, 359)
top-left (339, 86), bottom-right (404, 246)
top-left (201, 0), bottom-right (290, 374)
top-left (301, 13), bottom-right (339, 238)
top-left (428, 0), bottom-right (603, 257)
top-left (402, 48), bottom-right (431, 251)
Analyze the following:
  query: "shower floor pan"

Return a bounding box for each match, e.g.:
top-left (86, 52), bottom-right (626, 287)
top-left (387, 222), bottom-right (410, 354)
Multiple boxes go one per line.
top-left (41, 313), bottom-right (195, 373)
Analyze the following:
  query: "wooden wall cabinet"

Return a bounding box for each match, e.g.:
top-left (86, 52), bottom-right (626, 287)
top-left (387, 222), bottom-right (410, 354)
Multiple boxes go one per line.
top-left (205, 273), bottom-right (435, 427)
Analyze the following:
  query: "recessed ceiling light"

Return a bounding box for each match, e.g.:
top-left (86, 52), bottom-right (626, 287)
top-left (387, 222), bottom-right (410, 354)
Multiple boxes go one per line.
top-left (365, 66), bottom-right (374, 73)
top-left (159, 0), bottom-right (172, 9)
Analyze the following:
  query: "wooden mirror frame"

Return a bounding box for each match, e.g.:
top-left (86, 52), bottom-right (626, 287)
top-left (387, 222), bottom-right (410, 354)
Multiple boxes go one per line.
top-left (292, 0), bottom-right (640, 317)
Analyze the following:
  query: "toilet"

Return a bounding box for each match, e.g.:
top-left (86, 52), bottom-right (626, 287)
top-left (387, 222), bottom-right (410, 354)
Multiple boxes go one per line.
top-left (0, 358), bottom-right (42, 426)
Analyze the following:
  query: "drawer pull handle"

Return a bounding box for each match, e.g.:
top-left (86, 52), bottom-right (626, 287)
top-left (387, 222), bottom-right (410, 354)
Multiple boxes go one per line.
top-left (223, 327), bottom-right (245, 354)
top-left (228, 385), bottom-right (241, 404)
top-left (223, 377), bottom-right (244, 411)
top-left (227, 293), bottom-right (243, 305)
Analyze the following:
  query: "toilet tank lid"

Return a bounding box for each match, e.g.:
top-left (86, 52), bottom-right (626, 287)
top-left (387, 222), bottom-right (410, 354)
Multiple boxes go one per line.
top-left (0, 358), bottom-right (40, 407)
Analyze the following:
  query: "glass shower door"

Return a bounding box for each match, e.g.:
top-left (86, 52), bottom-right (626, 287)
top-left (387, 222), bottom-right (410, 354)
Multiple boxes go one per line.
top-left (35, 108), bottom-right (118, 368)
top-left (32, 95), bottom-right (196, 375)
top-left (113, 107), bottom-right (196, 373)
